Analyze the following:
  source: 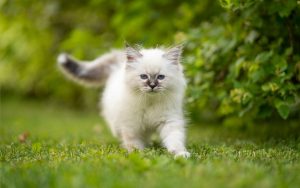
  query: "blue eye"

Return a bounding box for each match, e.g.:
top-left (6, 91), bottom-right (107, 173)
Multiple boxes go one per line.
top-left (140, 74), bottom-right (148, 79)
top-left (157, 75), bottom-right (165, 80)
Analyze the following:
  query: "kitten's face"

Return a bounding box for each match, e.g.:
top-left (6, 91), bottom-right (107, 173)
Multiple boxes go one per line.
top-left (124, 45), bottom-right (184, 94)
top-left (137, 73), bottom-right (166, 93)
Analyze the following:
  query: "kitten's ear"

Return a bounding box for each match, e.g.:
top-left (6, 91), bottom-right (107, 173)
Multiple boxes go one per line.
top-left (125, 43), bottom-right (142, 63)
top-left (163, 44), bottom-right (183, 65)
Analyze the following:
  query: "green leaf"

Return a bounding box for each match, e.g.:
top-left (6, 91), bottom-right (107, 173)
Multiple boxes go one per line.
top-left (255, 51), bottom-right (273, 63)
top-left (275, 102), bottom-right (290, 120)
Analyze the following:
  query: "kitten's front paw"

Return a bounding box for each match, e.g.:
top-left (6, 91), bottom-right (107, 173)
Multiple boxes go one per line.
top-left (174, 151), bottom-right (191, 159)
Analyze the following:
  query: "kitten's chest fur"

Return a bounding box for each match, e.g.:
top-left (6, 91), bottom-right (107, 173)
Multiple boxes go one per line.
top-left (137, 96), bottom-right (167, 128)
top-left (141, 97), bottom-right (166, 127)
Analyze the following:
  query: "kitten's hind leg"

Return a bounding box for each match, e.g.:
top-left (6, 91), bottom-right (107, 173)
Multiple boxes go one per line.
top-left (159, 121), bottom-right (190, 158)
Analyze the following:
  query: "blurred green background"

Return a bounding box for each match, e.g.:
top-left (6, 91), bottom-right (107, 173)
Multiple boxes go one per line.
top-left (1, 0), bottom-right (300, 125)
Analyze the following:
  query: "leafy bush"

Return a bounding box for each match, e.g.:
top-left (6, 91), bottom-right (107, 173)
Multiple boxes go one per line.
top-left (185, 0), bottom-right (300, 123)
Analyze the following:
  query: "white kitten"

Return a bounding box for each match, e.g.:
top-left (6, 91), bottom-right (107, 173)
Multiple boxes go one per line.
top-left (57, 44), bottom-right (190, 158)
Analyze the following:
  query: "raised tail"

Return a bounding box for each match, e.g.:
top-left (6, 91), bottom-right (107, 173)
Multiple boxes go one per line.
top-left (57, 50), bottom-right (125, 87)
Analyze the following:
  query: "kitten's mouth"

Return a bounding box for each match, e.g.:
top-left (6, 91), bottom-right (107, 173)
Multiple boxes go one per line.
top-left (147, 88), bottom-right (162, 93)
top-left (140, 87), bottom-right (163, 93)
top-left (150, 89), bottom-right (158, 93)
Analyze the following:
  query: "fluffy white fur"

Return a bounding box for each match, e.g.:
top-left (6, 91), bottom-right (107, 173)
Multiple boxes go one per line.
top-left (58, 45), bottom-right (190, 158)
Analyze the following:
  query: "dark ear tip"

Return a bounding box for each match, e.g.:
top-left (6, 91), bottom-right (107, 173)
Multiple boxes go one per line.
top-left (176, 43), bottom-right (185, 50)
top-left (125, 42), bottom-right (131, 48)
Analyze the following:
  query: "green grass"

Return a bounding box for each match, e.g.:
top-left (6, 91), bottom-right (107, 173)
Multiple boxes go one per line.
top-left (1, 98), bottom-right (300, 188)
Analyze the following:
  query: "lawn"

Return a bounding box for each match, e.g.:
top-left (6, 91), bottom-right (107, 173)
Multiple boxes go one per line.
top-left (1, 98), bottom-right (300, 188)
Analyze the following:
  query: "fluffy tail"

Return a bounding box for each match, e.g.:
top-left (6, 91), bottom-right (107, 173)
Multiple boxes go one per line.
top-left (57, 50), bottom-right (125, 87)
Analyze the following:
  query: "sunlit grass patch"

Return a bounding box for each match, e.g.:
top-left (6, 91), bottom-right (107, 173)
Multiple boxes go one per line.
top-left (1, 99), bottom-right (300, 188)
